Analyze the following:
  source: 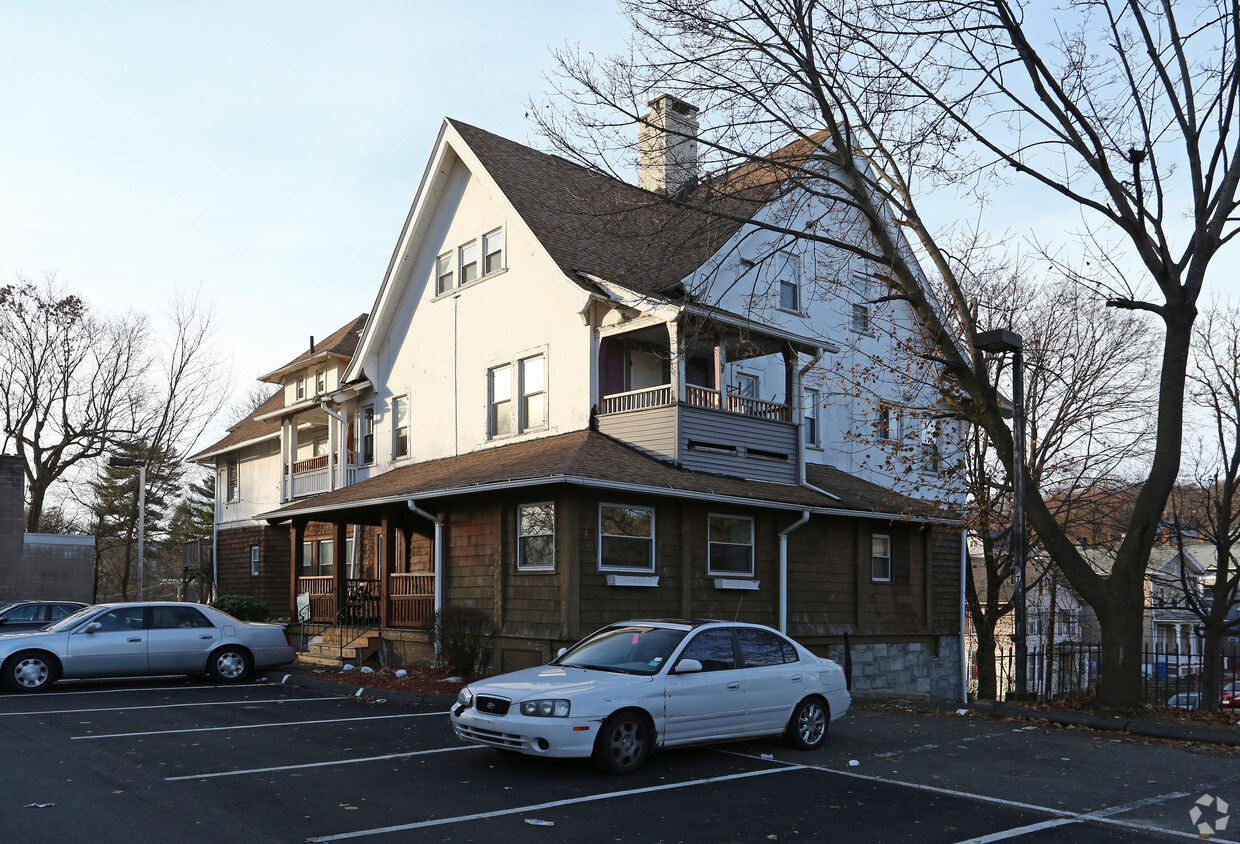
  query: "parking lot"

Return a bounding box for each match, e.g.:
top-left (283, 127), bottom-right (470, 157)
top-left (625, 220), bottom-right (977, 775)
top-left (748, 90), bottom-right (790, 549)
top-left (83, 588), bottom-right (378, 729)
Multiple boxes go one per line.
top-left (2, 677), bottom-right (1237, 843)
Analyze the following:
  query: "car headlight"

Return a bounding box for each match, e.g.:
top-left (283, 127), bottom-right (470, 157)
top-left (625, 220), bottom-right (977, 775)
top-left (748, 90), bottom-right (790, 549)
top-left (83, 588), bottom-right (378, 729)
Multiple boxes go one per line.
top-left (519, 699), bottom-right (571, 717)
top-left (456, 687), bottom-right (474, 708)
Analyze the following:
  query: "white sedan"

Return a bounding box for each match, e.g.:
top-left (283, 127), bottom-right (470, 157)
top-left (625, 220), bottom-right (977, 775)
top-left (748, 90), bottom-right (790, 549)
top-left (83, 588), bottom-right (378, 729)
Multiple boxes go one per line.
top-left (0, 601), bottom-right (296, 693)
top-left (450, 619), bottom-right (850, 773)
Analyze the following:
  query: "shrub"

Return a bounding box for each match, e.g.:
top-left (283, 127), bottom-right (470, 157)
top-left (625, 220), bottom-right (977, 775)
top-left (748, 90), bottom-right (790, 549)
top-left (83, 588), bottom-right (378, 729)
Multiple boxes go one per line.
top-left (428, 608), bottom-right (496, 677)
top-left (211, 594), bottom-right (271, 622)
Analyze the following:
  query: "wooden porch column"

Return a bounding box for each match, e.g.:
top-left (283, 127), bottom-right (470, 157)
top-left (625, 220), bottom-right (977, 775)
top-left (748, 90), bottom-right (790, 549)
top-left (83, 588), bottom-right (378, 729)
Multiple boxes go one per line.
top-left (380, 516), bottom-right (396, 629)
top-left (713, 335), bottom-right (726, 392)
top-left (290, 518), bottom-right (307, 618)
top-left (334, 521), bottom-right (347, 616)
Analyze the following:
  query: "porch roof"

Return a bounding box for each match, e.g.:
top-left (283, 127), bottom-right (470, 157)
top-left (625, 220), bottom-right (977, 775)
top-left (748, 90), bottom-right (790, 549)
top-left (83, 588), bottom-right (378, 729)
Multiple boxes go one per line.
top-left (258, 429), bottom-right (957, 525)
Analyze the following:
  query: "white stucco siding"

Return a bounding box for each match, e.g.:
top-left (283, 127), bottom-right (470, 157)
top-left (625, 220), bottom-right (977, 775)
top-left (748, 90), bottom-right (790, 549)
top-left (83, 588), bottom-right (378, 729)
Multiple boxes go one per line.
top-left (360, 158), bottom-right (593, 468)
top-left (687, 176), bottom-right (959, 501)
top-left (217, 438), bottom-right (282, 526)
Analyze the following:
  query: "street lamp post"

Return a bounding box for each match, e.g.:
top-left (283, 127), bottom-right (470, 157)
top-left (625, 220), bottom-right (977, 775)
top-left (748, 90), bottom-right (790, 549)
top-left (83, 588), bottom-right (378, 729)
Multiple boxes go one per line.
top-left (975, 329), bottom-right (1034, 702)
top-left (109, 456), bottom-right (147, 600)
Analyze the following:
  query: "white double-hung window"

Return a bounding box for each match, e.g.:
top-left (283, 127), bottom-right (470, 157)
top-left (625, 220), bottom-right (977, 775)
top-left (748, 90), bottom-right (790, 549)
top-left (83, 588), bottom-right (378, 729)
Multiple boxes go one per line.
top-left (392, 396), bottom-right (410, 459)
top-left (488, 353), bottom-right (547, 438)
top-left (707, 515), bottom-right (754, 576)
top-left (599, 504), bottom-right (655, 572)
top-left (483, 228), bottom-right (504, 275)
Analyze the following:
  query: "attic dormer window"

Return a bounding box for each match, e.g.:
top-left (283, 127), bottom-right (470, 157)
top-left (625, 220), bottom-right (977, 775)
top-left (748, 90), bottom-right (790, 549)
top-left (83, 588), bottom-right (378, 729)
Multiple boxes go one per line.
top-left (296, 376), bottom-right (307, 401)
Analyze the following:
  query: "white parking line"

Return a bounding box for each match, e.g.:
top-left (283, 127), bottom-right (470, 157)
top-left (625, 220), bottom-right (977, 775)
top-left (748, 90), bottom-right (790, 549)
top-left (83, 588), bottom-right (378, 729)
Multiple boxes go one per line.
top-left (0, 696), bottom-right (337, 717)
top-left (0, 683), bottom-right (226, 698)
top-left (166, 744), bottom-right (482, 780)
top-left (71, 710), bottom-right (445, 740)
top-left (306, 766), bottom-right (807, 842)
top-left (951, 819), bottom-right (1079, 842)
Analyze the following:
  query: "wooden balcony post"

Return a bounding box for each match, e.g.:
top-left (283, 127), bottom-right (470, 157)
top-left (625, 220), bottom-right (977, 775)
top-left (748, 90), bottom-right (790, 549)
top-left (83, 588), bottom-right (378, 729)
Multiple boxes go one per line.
top-left (668, 320), bottom-right (685, 403)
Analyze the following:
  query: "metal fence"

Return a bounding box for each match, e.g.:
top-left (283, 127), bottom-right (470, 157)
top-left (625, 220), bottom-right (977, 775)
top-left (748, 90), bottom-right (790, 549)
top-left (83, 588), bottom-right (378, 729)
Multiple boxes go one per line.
top-left (968, 643), bottom-right (1240, 708)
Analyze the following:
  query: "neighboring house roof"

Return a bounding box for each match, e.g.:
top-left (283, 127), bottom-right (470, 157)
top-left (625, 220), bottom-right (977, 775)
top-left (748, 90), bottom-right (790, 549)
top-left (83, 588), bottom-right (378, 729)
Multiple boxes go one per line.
top-left (259, 429), bottom-right (956, 524)
top-left (188, 313), bottom-right (369, 463)
top-left (187, 388), bottom-right (284, 463)
top-left (259, 313), bottom-right (368, 382)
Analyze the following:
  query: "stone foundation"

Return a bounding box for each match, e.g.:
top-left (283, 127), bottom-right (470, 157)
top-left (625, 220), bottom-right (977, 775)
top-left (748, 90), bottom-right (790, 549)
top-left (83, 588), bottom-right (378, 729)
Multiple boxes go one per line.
top-left (825, 635), bottom-right (963, 701)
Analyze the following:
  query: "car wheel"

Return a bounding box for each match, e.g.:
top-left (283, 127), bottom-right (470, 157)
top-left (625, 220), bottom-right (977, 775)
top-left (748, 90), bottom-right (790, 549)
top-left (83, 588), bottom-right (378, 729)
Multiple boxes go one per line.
top-left (3, 650), bottom-right (59, 693)
top-left (593, 710), bottom-right (651, 774)
top-left (208, 647), bottom-right (252, 683)
top-left (784, 696), bottom-right (828, 750)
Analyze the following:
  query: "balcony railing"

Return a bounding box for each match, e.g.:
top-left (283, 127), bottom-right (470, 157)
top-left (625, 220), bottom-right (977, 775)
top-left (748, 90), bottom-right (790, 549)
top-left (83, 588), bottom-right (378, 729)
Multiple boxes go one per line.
top-left (285, 454), bottom-right (358, 500)
top-left (601, 383), bottom-right (791, 422)
top-left (297, 573), bottom-right (434, 628)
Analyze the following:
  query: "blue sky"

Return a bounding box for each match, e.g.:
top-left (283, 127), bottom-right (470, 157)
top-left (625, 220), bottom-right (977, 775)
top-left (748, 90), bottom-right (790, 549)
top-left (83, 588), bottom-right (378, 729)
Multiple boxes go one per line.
top-left (0, 0), bottom-right (628, 442)
top-left (1, 2), bottom-right (1234, 454)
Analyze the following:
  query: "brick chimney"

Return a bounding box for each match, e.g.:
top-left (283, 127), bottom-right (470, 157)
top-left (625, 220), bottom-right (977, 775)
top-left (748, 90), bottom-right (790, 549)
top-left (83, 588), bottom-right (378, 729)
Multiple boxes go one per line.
top-left (638, 95), bottom-right (700, 195)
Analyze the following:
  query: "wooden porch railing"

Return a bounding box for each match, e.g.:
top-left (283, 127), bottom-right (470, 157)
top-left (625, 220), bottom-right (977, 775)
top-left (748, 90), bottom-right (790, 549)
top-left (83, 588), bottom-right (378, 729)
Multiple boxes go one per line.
top-left (297, 574), bottom-right (434, 628)
top-left (291, 455), bottom-right (330, 474)
top-left (600, 384), bottom-right (674, 414)
top-left (389, 572), bottom-right (435, 627)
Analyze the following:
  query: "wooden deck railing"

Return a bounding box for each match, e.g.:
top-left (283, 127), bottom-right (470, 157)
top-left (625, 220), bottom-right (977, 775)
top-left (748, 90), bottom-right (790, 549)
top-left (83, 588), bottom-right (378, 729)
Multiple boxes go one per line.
top-left (603, 383), bottom-right (792, 422)
top-left (389, 573), bottom-right (435, 627)
top-left (297, 574), bottom-right (434, 628)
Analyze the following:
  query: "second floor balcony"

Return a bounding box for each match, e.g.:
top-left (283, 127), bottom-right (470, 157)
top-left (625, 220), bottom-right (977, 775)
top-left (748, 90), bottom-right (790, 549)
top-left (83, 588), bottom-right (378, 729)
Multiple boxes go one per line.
top-left (596, 315), bottom-right (812, 484)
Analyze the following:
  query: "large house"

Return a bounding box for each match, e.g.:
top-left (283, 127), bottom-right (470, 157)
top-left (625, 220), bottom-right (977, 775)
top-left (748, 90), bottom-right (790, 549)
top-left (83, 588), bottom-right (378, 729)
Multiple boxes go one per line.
top-left (191, 97), bottom-right (966, 698)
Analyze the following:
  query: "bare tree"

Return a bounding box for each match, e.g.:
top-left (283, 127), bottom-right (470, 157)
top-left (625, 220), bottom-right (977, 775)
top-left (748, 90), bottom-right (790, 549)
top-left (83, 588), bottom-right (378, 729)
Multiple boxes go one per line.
top-left (1164, 306), bottom-right (1240, 709)
top-left (0, 276), bottom-right (147, 532)
top-left (537, 0), bottom-right (1239, 709)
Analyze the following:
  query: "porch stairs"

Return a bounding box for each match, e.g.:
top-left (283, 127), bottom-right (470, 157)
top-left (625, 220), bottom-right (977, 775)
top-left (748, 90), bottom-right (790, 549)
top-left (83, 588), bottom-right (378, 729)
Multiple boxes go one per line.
top-left (297, 627), bottom-right (381, 668)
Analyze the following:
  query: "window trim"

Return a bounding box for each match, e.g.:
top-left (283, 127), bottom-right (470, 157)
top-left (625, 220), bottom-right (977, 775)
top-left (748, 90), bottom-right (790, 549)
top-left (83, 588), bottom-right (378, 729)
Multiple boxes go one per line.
top-left (878, 404), bottom-right (900, 442)
top-left (803, 387), bottom-right (821, 448)
top-left (871, 533), bottom-right (892, 583)
top-left (516, 501), bottom-right (556, 571)
top-left (852, 302), bottom-right (871, 334)
top-left (487, 351), bottom-right (547, 440)
top-left (483, 227), bottom-right (504, 276)
top-left (250, 545), bottom-right (260, 577)
top-left (436, 251), bottom-right (454, 296)
top-left (359, 405), bottom-right (375, 465)
top-left (225, 458), bottom-right (239, 503)
top-left (598, 502), bottom-right (656, 573)
top-left (317, 538), bottom-right (335, 576)
top-left (392, 395), bottom-right (410, 460)
top-left (706, 513), bottom-right (755, 577)
top-left (459, 239), bottom-right (479, 286)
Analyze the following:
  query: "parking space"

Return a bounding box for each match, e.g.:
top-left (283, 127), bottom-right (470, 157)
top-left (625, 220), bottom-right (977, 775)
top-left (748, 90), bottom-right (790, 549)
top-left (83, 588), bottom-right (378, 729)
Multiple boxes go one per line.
top-left (2, 680), bottom-right (1237, 843)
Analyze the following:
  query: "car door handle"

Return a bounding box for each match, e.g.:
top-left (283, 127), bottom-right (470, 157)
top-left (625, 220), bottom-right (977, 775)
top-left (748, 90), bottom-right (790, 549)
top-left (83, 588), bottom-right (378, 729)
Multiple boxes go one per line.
top-left (791, 674), bottom-right (802, 682)
top-left (127, 637), bottom-right (143, 643)
top-left (727, 681), bottom-right (741, 690)
top-left (199, 634), bottom-right (214, 640)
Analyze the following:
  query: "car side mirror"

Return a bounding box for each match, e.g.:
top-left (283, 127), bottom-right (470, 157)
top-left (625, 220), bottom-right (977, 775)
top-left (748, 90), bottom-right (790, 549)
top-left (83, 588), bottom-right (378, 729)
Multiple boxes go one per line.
top-left (556, 647), bottom-right (567, 658)
top-left (673, 658), bottom-right (703, 674)
top-left (85, 622), bottom-right (102, 634)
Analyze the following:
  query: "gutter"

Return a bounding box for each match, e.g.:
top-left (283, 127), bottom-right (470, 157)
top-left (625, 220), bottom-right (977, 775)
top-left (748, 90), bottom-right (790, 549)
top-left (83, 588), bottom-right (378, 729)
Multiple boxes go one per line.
top-left (778, 511), bottom-right (811, 634)
top-left (263, 474), bottom-right (961, 526)
top-left (407, 500), bottom-right (444, 627)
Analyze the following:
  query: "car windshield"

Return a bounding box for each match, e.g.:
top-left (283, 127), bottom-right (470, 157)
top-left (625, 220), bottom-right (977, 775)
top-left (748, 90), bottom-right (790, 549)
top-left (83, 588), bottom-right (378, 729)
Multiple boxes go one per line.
top-left (554, 625), bottom-right (688, 676)
top-left (41, 605), bottom-right (105, 633)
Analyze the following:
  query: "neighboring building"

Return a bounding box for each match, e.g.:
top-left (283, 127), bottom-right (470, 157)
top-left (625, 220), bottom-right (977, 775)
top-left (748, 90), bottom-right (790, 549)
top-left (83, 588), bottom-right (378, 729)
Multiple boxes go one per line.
top-left (0, 455), bottom-right (94, 602)
top-left (191, 98), bottom-right (966, 697)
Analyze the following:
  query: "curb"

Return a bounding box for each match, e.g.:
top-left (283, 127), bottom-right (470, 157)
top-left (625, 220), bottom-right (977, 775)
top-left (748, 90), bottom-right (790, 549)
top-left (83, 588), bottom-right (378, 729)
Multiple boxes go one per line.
top-left (898, 697), bottom-right (1240, 747)
top-left (276, 668), bottom-right (458, 709)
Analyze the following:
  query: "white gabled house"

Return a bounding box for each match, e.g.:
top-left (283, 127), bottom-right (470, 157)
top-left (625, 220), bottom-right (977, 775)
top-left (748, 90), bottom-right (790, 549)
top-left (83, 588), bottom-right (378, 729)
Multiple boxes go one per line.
top-left (191, 97), bottom-right (966, 698)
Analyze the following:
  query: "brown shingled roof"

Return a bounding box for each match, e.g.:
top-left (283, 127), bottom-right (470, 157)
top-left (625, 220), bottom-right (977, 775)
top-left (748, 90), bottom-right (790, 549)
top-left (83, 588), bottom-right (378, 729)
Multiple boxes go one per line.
top-left (189, 314), bottom-right (368, 462)
top-left (264, 313), bottom-right (368, 379)
top-left (450, 120), bottom-right (814, 298)
top-left (187, 388), bottom-right (284, 462)
top-left (260, 429), bottom-right (954, 523)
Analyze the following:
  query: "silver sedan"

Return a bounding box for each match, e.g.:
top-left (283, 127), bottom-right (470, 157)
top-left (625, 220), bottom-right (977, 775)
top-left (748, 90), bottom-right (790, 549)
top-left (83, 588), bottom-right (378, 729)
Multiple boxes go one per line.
top-left (0, 601), bottom-right (296, 693)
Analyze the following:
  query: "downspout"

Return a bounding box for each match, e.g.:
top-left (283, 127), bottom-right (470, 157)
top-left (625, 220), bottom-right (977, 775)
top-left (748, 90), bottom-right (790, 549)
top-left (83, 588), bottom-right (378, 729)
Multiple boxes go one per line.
top-left (212, 470), bottom-right (220, 603)
top-left (407, 500), bottom-right (444, 622)
top-left (960, 528), bottom-right (968, 704)
top-left (778, 510), bottom-right (811, 635)
top-left (796, 347), bottom-right (840, 501)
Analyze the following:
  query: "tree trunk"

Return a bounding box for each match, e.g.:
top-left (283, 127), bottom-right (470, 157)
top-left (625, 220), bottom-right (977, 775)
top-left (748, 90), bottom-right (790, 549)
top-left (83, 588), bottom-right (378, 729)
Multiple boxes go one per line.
top-left (1093, 584), bottom-right (1147, 711)
top-left (973, 622), bottom-right (999, 701)
top-left (1200, 626), bottom-right (1225, 711)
